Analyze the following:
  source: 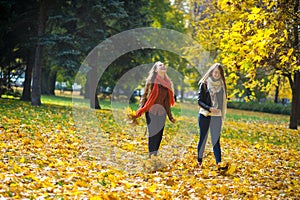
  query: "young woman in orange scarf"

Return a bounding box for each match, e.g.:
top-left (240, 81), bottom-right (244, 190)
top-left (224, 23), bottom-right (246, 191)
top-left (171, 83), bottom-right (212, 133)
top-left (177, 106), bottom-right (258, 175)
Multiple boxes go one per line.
top-left (135, 61), bottom-right (176, 157)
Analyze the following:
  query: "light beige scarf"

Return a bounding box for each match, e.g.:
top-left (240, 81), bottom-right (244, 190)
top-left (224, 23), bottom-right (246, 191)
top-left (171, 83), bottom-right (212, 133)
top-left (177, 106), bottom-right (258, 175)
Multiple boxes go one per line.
top-left (198, 64), bottom-right (227, 120)
top-left (207, 77), bottom-right (223, 109)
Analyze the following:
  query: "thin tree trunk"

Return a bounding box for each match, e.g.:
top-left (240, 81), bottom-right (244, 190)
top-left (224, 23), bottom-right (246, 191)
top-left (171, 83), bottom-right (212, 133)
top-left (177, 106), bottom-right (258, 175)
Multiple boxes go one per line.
top-left (293, 0), bottom-right (299, 125)
top-left (289, 72), bottom-right (300, 129)
top-left (49, 70), bottom-right (57, 95)
top-left (31, 0), bottom-right (47, 106)
top-left (85, 47), bottom-right (101, 109)
top-left (298, 85), bottom-right (300, 125)
top-left (21, 51), bottom-right (34, 101)
top-left (92, 92), bottom-right (100, 109)
top-left (174, 87), bottom-right (178, 102)
top-left (89, 67), bottom-right (100, 109)
top-left (274, 76), bottom-right (280, 103)
top-left (180, 82), bottom-right (184, 103)
top-left (84, 80), bottom-right (89, 99)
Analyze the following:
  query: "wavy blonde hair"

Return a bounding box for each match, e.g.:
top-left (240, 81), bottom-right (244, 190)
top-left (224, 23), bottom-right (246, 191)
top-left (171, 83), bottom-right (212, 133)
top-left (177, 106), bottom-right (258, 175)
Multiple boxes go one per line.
top-left (198, 63), bottom-right (227, 97)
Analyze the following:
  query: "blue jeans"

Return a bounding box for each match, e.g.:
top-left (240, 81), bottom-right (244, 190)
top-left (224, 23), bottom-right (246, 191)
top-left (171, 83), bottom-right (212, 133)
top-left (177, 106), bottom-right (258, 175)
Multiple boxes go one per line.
top-left (146, 112), bottom-right (166, 157)
top-left (197, 114), bottom-right (222, 164)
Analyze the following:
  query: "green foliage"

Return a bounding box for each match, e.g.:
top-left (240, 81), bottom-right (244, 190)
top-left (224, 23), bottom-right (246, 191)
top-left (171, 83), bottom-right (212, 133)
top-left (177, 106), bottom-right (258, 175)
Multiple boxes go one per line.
top-left (0, 0), bottom-right (38, 93)
top-left (1, 0), bottom-right (191, 108)
top-left (97, 0), bottom-right (188, 102)
top-left (227, 100), bottom-right (291, 115)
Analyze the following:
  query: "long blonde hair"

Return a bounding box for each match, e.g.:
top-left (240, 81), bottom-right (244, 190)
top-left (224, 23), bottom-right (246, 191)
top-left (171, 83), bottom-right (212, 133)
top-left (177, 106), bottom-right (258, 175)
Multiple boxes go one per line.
top-left (199, 63), bottom-right (227, 97)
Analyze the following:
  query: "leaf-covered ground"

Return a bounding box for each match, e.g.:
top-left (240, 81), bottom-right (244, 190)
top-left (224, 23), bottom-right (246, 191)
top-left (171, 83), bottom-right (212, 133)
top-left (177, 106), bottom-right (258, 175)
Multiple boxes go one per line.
top-left (0, 98), bottom-right (299, 199)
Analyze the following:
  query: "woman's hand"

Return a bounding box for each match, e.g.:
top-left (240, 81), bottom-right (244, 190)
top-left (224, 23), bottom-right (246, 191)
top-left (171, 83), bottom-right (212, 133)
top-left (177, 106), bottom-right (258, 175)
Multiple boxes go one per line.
top-left (135, 110), bottom-right (142, 118)
top-left (210, 107), bottom-right (221, 115)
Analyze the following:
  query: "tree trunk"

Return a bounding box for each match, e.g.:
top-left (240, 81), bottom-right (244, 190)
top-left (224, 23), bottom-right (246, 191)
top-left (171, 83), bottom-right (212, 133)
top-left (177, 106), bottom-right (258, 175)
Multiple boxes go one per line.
top-left (84, 80), bottom-right (89, 99)
top-left (89, 67), bottom-right (100, 109)
top-left (289, 72), bottom-right (300, 129)
top-left (298, 87), bottom-right (300, 125)
top-left (31, 0), bottom-right (48, 106)
top-left (180, 80), bottom-right (184, 103)
top-left (92, 92), bottom-right (100, 109)
top-left (274, 76), bottom-right (280, 103)
top-left (174, 87), bottom-right (178, 102)
top-left (298, 84), bottom-right (300, 125)
top-left (49, 70), bottom-right (57, 95)
top-left (21, 51), bottom-right (34, 101)
top-left (41, 66), bottom-right (50, 95)
top-left (293, 0), bottom-right (299, 125)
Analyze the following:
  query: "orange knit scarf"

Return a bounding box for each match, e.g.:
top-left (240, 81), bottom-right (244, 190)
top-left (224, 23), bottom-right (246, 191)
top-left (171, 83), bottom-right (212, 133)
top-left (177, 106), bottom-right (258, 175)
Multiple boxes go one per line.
top-left (136, 75), bottom-right (174, 117)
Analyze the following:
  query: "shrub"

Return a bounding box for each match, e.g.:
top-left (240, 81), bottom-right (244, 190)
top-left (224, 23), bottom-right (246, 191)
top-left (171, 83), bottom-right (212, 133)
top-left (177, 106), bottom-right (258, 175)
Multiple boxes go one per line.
top-left (227, 100), bottom-right (291, 115)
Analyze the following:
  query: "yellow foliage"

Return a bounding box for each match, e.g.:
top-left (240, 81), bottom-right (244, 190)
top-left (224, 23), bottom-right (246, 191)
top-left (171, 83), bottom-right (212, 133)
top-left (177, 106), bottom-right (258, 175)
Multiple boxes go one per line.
top-left (125, 107), bottom-right (140, 125)
top-left (192, 0), bottom-right (298, 102)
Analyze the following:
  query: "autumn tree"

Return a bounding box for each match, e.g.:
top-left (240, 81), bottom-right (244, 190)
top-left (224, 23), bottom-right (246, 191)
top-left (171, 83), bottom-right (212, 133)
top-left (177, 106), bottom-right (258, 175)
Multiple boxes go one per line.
top-left (189, 0), bottom-right (299, 129)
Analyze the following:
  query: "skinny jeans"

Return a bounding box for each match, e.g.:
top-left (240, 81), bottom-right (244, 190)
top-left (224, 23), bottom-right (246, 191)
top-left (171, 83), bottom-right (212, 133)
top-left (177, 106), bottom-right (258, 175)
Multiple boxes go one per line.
top-left (146, 112), bottom-right (166, 157)
top-left (197, 114), bottom-right (222, 164)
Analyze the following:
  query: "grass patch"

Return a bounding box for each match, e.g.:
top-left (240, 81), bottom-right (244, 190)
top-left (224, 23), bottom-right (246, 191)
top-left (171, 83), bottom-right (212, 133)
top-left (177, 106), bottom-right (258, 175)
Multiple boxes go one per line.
top-left (1, 94), bottom-right (295, 150)
top-left (225, 108), bottom-right (289, 124)
top-left (1, 94), bottom-right (290, 124)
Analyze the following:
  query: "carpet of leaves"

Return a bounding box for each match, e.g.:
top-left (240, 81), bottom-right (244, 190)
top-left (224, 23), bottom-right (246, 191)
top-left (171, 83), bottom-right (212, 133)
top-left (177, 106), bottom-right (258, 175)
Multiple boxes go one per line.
top-left (0, 99), bottom-right (299, 199)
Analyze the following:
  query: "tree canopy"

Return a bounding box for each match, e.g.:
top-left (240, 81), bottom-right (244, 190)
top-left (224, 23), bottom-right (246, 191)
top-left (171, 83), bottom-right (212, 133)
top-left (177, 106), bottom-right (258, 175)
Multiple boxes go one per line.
top-left (186, 0), bottom-right (299, 129)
